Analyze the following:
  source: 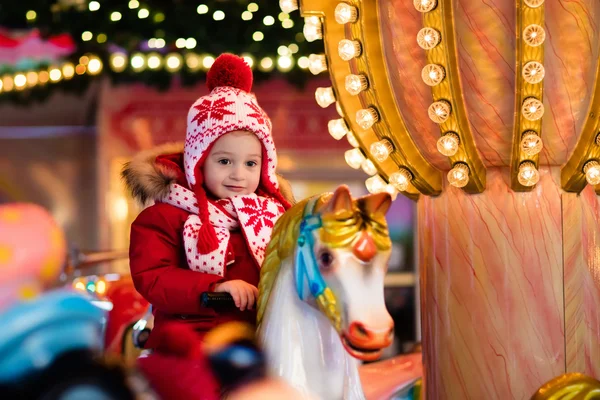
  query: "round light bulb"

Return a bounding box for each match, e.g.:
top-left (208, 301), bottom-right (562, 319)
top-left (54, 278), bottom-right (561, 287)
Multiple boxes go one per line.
top-left (13, 74), bottom-right (26, 89)
top-left (345, 148), bottom-right (365, 169)
top-left (522, 61), bottom-right (545, 84)
top-left (315, 87), bottom-right (336, 108)
top-left (428, 100), bottom-right (451, 124)
top-left (345, 74), bottom-right (368, 95)
top-left (370, 139), bottom-right (394, 162)
top-left (523, 24), bottom-right (545, 46)
top-left (303, 20), bottom-right (322, 42)
top-left (524, 0), bottom-right (544, 7)
top-left (110, 53), bottom-right (127, 72)
top-left (520, 131), bottom-right (543, 156)
top-left (356, 107), bottom-right (379, 130)
top-left (308, 54), bottom-right (327, 75)
top-left (87, 58), bottom-right (103, 75)
top-left (335, 3), bottom-right (358, 24)
top-left (436, 132), bottom-right (460, 156)
top-left (338, 39), bottom-right (362, 61)
top-left (347, 131), bottom-right (359, 147)
top-left (279, 0), bottom-right (298, 13)
top-left (417, 28), bottom-right (440, 50)
top-left (147, 53), bottom-right (162, 70)
top-left (365, 175), bottom-right (387, 194)
top-left (584, 160), bottom-right (600, 185)
top-left (389, 169), bottom-right (413, 192)
top-left (522, 97), bottom-right (544, 121)
top-left (421, 64), bottom-right (445, 86)
top-left (518, 161), bottom-right (540, 187)
top-left (361, 158), bottom-right (378, 176)
top-left (414, 0), bottom-right (437, 12)
top-left (327, 118), bottom-right (349, 140)
top-left (447, 163), bottom-right (470, 188)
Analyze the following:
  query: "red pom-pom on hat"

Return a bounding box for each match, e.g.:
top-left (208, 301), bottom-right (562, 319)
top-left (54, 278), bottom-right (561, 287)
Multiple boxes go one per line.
top-left (206, 53), bottom-right (253, 92)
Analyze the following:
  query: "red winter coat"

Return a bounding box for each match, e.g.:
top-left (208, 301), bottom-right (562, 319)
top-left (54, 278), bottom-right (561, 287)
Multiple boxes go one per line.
top-left (123, 144), bottom-right (295, 349)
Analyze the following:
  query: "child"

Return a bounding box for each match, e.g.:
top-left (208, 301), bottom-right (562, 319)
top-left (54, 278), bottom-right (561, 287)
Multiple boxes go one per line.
top-left (122, 53), bottom-right (294, 349)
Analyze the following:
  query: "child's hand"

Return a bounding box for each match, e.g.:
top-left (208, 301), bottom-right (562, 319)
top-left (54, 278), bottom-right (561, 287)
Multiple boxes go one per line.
top-left (213, 280), bottom-right (259, 311)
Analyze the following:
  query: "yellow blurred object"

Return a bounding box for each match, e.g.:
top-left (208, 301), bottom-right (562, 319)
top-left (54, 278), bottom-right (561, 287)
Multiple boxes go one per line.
top-left (531, 373), bottom-right (600, 400)
top-left (96, 279), bottom-right (107, 295)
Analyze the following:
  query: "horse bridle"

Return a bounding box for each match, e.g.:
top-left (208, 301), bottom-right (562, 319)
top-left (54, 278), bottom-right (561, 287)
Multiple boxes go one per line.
top-left (294, 196), bottom-right (342, 332)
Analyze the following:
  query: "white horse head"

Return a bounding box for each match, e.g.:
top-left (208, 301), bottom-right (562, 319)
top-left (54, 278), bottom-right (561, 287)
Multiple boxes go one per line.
top-left (257, 186), bottom-right (394, 399)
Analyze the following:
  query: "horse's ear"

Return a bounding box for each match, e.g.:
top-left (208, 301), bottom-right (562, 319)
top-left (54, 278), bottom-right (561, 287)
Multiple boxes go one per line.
top-left (359, 192), bottom-right (392, 217)
top-left (321, 185), bottom-right (353, 216)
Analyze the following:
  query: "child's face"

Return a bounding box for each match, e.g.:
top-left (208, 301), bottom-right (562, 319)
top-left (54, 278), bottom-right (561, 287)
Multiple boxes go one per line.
top-left (203, 130), bottom-right (262, 199)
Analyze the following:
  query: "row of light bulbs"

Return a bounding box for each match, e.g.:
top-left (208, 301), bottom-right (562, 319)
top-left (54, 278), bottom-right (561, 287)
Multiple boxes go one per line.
top-left (281, 0), bottom-right (414, 199)
top-left (414, 0), bottom-right (472, 188)
top-left (0, 55), bottom-right (102, 94)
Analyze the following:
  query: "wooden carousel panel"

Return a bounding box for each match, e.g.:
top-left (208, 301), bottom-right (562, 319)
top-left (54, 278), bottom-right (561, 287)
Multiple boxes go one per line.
top-left (418, 167), bottom-right (564, 399)
top-left (378, 0), bottom-right (448, 170)
top-left (541, 0), bottom-right (600, 165)
top-left (563, 185), bottom-right (600, 377)
top-left (454, 0), bottom-right (515, 167)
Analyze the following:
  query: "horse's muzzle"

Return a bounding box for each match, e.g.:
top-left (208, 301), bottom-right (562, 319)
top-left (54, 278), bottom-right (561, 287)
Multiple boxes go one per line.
top-left (341, 321), bottom-right (394, 361)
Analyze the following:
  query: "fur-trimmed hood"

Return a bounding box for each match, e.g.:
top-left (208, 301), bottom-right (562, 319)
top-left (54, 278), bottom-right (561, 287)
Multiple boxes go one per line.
top-left (121, 142), bottom-right (296, 206)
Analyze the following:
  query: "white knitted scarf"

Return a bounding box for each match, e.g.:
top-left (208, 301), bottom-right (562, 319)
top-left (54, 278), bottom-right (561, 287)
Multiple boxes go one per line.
top-left (161, 183), bottom-right (284, 276)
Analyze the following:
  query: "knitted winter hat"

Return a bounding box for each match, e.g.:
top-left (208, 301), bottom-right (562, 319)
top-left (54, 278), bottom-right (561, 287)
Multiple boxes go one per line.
top-left (183, 53), bottom-right (289, 254)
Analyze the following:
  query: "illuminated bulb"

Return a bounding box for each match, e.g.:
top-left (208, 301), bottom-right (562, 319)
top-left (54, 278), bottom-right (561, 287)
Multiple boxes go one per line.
top-left (303, 20), bottom-right (322, 42)
top-left (241, 54), bottom-right (255, 68)
top-left (62, 63), bottom-right (75, 79)
top-left (584, 160), bottom-right (600, 185)
top-left (276, 55), bottom-right (293, 72)
top-left (264, 16), bottom-right (275, 26)
top-left (523, 24), bottom-right (545, 46)
top-left (345, 74), bottom-right (368, 95)
top-left (131, 53), bottom-right (146, 71)
top-left (26, 10), bottom-right (36, 21)
top-left (347, 131), bottom-right (359, 147)
top-left (520, 131), bottom-right (543, 156)
top-left (82, 31), bottom-right (93, 41)
top-left (437, 132), bottom-right (460, 156)
top-left (279, 0), bottom-right (298, 13)
top-left (111, 11), bottom-right (122, 21)
top-left (282, 19), bottom-right (294, 28)
top-left (13, 74), bottom-right (26, 89)
top-left (252, 31), bottom-right (264, 41)
top-left (345, 148), bottom-right (366, 169)
top-left (89, 1), bottom-right (100, 11)
top-left (26, 71), bottom-right (38, 86)
top-left (522, 61), bottom-right (545, 84)
top-left (522, 97), bottom-right (544, 121)
top-left (518, 161), bottom-right (540, 187)
top-left (428, 100), bottom-right (451, 124)
top-left (2, 76), bottom-right (13, 91)
top-left (335, 101), bottom-right (344, 117)
top-left (365, 175), bottom-right (387, 194)
top-left (328, 118), bottom-right (349, 140)
top-left (203, 55), bottom-right (215, 69)
top-left (308, 54), bottom-right (327, 75)
top-left (315, 87), bottom-right (336, 108)
top-left (389, 169), bottom-right (413, 192)
top-left (213, 10), bottom-right (225, 21)
top-left (297, 56), bottom-right (309, 69)
top-left (417, 28), bottom-right (440, 50)
top-left (447, 163), bottom-right (470, 188)
top-left (356, 107), bottom-right (379, 130)
top-left (248, 3), bottom-right (259, 12)
top-left (38, 71), bottom-right (49, 83)
top-left (361, 159), bottom-right (378, 175)
top-left (414, 0), bottom-right (437, 12)
top-left (242, 10), bottom-right (253, 20)
top-left (87, 57), bottom-right (103, 75)
top-left (165, 54), bottom-right (183, 72)
top-left (96, 280), bottom-right (107, 295)
top-left (186, 38), bottom-right (197, 49)
top-left (147, 54), bottom-right (162, 70)
top-left (335, 3), bottom-right (358, 24)
top-left (338, 39), bottom-right (362, 61)
top-left (524, 0), bottom-right (544, 6)
top-left (596, 133), bottom-right (600, 146)
top-left (370, 139), bottom-right (394, 162)
top-left (49, 68), bottom-right (62, 82)
top-left (138, 8), bottom-right (150, 19)
top-left (129, 0), bottom-right (139, 9)
top-left (197, 4), bottom-right (208, 14)
top-left (421, 64), bottom-right (445, 86)
top-left (186, 54), bottom-right (202, 71)
top-left (385, 184), bottom-right (399, 201)
top-left (75, 64), bottom-right (86, 75)
top-left (278, 45), bottom-right (291, 56)
top-left (259, 57), bottom-right (274, 71)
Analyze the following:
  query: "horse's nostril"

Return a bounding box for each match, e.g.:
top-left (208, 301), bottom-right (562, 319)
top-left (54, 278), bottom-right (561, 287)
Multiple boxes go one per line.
top-left (355, 323), bottom-right (369, 337)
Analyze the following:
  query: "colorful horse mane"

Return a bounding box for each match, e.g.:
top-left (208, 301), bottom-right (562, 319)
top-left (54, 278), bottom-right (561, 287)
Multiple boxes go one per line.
top-left (256, 192), bottom-right (392, 326)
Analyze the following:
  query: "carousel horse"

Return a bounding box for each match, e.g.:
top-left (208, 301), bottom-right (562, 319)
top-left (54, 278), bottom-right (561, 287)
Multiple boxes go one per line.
top-left (256, 185), bottom-right (397, 400)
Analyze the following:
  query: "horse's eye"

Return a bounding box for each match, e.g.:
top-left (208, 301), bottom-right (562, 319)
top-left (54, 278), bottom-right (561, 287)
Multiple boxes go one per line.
top-left (318, 250), bottom-right (334, 269)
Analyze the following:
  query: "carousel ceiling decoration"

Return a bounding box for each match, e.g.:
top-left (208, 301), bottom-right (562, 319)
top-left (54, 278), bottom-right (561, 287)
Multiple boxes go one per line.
top-left (284, 0), bottom-right (600, 197)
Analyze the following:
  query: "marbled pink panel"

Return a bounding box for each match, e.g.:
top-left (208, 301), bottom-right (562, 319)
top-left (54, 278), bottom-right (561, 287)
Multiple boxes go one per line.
top-left (455, 0), bottom-right (515, 167)
top-left (378, 0), bottom-right (448, 170)
top-left (418, 167), bottom-right (565, 399)
top-left (563, 185), bottom-right (600, 377)
top-left (542, 0), bottom-right (600, 165)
